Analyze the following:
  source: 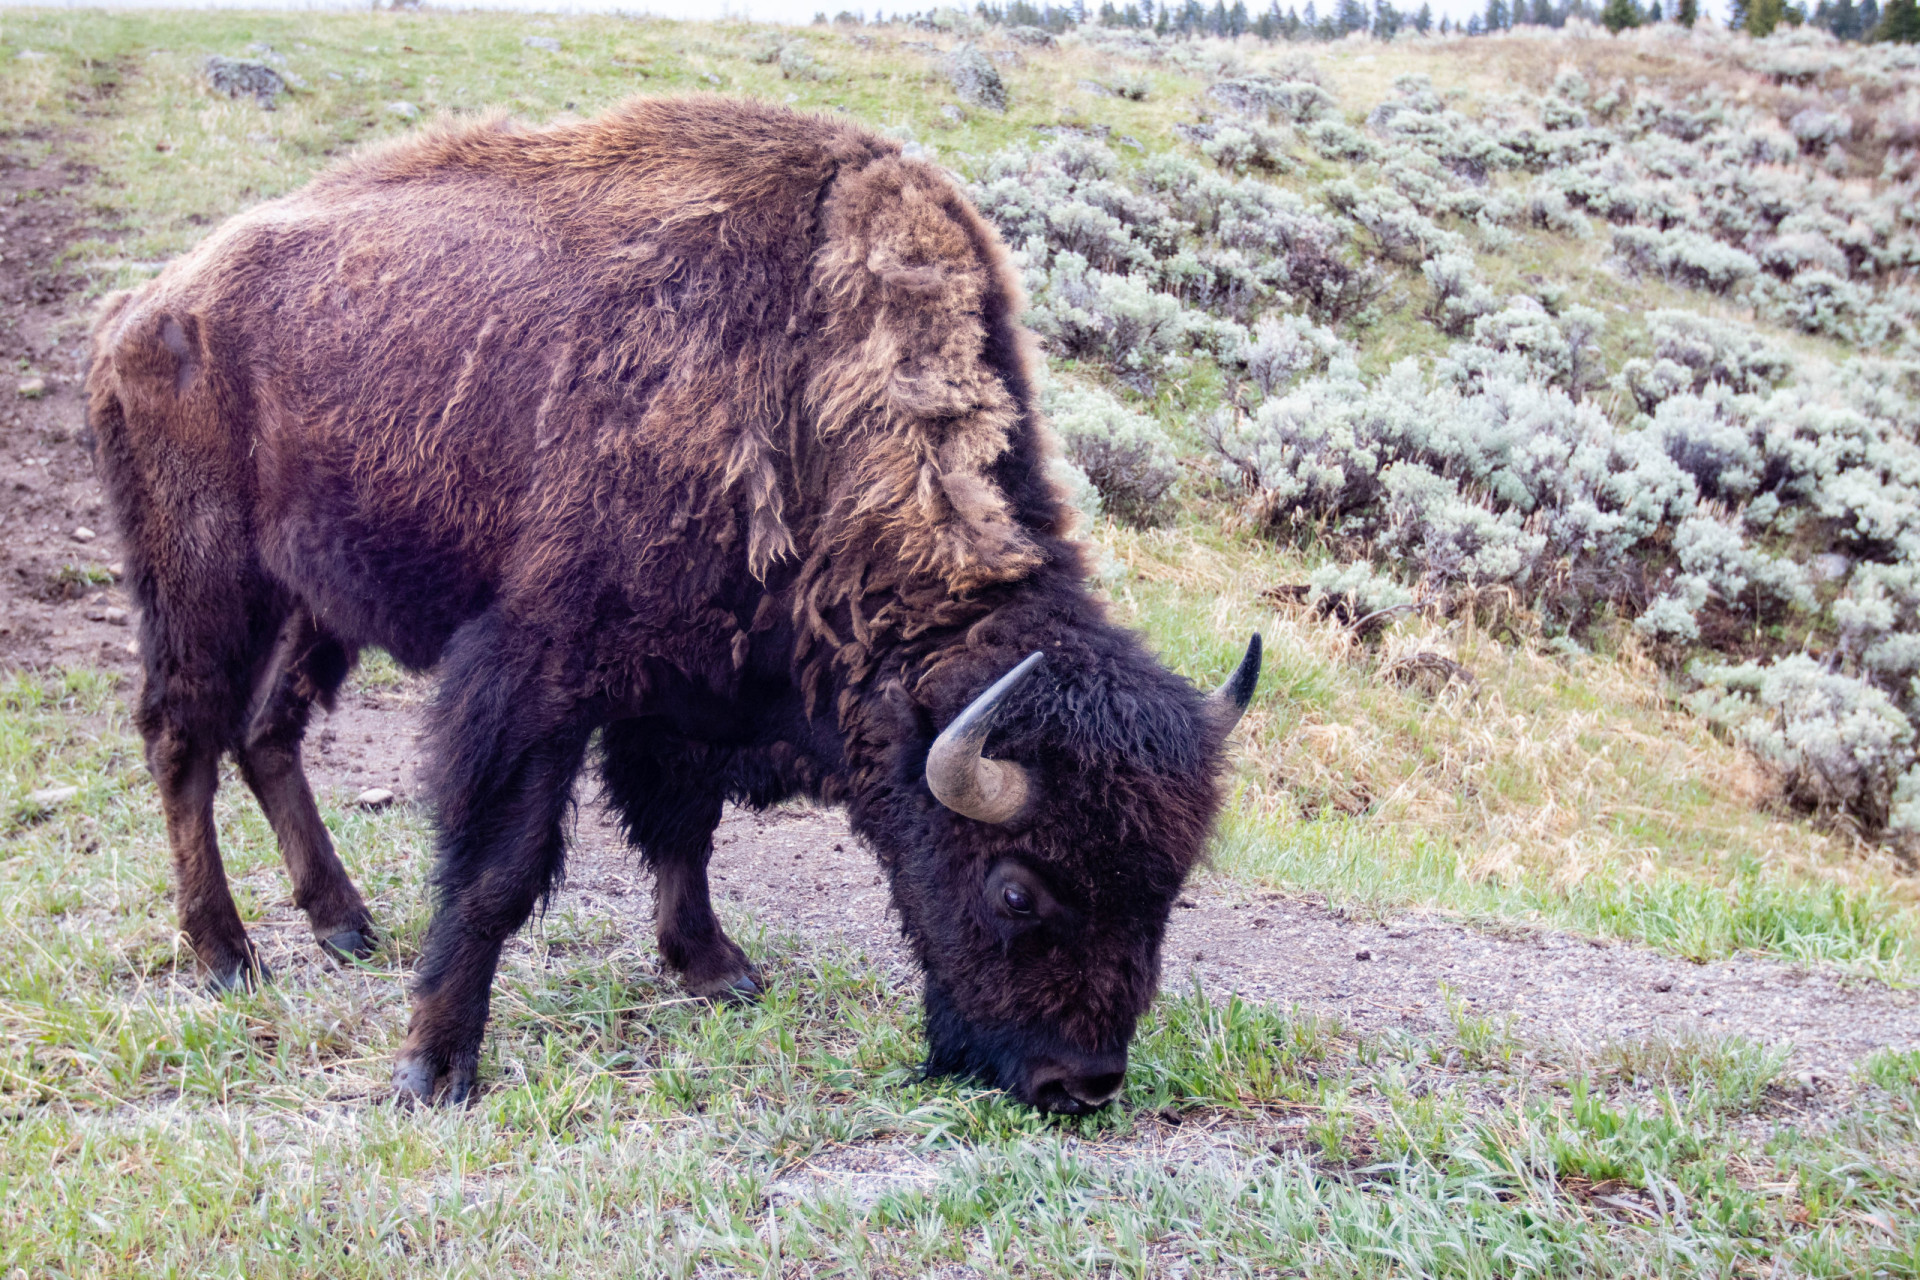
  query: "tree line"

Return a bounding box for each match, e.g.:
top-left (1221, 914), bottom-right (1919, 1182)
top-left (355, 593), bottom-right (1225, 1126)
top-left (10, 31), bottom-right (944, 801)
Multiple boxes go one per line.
top-left (825, 0), bottom-right (1918, 40)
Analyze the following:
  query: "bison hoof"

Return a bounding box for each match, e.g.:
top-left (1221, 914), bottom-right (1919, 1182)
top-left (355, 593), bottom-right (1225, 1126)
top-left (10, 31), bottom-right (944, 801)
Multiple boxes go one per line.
top-left (202, 955), bottom-right (268, 995)
top-left (690, 968), bottom-right (764, 1004)
top-left (391, 1055), bottom-right (477, 1107)
top-left (319, 925), bottom-right (379, 963)
top-left (391, 1057), bottom-right (438, 1104)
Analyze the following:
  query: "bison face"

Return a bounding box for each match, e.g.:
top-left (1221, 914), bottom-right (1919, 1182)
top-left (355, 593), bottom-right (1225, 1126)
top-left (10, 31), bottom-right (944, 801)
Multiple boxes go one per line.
top-left (877, 636), bottom-right (1261, 1115)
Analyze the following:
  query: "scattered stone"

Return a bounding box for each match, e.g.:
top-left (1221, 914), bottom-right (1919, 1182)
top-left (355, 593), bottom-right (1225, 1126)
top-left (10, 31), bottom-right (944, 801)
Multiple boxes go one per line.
top-left (356, 787), bottom-right (396, 810)
top-left (71, 527), bottom-right (96, 543)
top-left (204, 56), bottom-right (286, 109)
top-left (523, 36), bottom-right (562, 52)
top-left (945, 44), bottom-right (1005, 112)
top-left (107, 563), bottom-right (124, 579)
top-left (1653, 976), bottom-right (1674, 992)
top-left (26, 785), bottom-right (78, 809)
top-left (387, 101), bottom-right (419, 120)
top-left (1004, 24), bottom-right (1057, 46)
top-left (16, 376), bottom-right (46, 398)
top-left (1811, 552), bottom-right (1852, 582)
top-left (1355, 949), bottom-right (1373, 961)
top-left (940, 104), bottom-right (965, 125)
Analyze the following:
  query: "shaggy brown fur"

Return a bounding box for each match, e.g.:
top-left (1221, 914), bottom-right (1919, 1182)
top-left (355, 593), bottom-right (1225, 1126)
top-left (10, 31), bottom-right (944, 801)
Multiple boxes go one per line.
top-left (86, 96), bottom-right (1248, 1112)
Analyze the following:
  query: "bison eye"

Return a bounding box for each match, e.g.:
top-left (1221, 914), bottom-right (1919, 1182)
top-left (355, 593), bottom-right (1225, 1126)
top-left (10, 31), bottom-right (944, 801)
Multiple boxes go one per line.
top-left (1001, 883), bottom-right (1034, 915)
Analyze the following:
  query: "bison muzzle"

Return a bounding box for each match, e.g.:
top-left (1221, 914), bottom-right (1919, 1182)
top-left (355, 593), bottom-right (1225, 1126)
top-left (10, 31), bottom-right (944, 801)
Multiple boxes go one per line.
top-left (85, 97), bottom-right (1261, 1114)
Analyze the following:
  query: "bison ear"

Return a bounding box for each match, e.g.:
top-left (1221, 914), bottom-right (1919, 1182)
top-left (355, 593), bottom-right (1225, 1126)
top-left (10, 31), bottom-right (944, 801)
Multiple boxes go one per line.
top-left (880, 678), bottom-right (929, 738)
top-left (1203, 634), bottom-right (1262, 738)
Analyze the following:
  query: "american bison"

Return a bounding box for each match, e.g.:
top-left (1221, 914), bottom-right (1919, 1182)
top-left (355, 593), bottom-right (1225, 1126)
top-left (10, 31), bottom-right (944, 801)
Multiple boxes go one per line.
top-left (86, 97), bottom-right (1260, 1114)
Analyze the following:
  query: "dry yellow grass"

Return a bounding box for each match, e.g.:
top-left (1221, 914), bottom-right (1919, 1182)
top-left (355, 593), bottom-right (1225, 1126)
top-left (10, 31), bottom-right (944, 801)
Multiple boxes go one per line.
top-left (1099, 514), bottom-right (1920, 913)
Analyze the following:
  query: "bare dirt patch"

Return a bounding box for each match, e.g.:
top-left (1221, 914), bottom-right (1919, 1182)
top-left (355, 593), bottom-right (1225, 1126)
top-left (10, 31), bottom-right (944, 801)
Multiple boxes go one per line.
top-left (0, 134), bottom-right (132, 675)
top-left (288, 685), bottom-right (1920, 1094)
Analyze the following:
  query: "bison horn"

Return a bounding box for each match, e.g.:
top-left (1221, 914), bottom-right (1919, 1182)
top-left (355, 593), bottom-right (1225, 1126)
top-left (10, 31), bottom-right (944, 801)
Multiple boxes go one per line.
top-left (1205, 634), bottom-right (1263, 733)
top-left (926, 651), bottom-right (1045, 824)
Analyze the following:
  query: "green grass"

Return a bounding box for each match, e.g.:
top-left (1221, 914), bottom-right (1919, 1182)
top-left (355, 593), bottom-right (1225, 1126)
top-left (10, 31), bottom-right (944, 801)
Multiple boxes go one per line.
top-left (0, 654), bottom-right (1914, 1271)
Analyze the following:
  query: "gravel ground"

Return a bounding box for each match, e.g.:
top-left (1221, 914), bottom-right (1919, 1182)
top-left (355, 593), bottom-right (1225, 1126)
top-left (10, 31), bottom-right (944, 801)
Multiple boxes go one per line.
top-left (304, 693), bottom-right (1920, 1093)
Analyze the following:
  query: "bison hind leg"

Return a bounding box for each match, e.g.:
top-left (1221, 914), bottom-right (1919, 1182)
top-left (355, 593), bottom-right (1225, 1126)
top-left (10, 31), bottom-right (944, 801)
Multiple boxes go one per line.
top-left (239, 611), bottom-right (378, 962)
top-left (598, 722), bottom-right (762, 1002)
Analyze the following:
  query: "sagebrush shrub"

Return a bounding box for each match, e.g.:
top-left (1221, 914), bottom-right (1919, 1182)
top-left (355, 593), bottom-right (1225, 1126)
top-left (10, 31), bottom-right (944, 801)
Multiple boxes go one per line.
top-left (1041, 379), bottom-right (1181, 527)
top-left (1690, 655), bottom-right (1914, 831)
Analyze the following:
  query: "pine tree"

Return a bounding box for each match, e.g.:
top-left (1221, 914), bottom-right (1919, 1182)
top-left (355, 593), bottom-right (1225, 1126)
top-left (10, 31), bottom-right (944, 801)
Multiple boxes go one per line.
top-left (1862, 0), bottom-right (1882, 29)
top-left (1602, 0), bottom-right (1641, 27)
top-left (1485, 0), bottom-right (1510, 26)
top-left (1415, 0), bottom-right (1434, 26)
top-left (1747, 0), bottom-right (1784, 34)
top-left (1677, 0), bottom-right (1698, 22)
top-left (1871, 0), bottom-right (1920, 36)
top-left (1647, 0), bottom-right (1662, 17)
top-left (1374, 0), bottom-right (1403, 32)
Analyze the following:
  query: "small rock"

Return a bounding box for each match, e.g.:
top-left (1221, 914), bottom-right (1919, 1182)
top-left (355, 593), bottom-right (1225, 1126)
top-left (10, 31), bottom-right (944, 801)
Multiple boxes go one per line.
top-left (1354, 949), bottom-right (1372, 961)
top-left (108, 562), bottom-right (125, 579)
top-left (387, 101), bottom-right (419, 120)
top-left (204, 56), bottom-right (285, 109)
top-left (26, 785), bottom-right (78, 809)
top-left (1175, 897), bottom-right (1197, 908)
top-left (939, 104), bottom-right (965, 124)
top-left (1811, 552), bottom-right (1852, 582)
top-left (1653, 976), bottom-right (1674, 992)
top-left (103, 607), bottom-right (129, 626)
top-left (16, 376), bottom-right (46, 398)
top-left (523, 35), bottom-right (562, 52)
top-left (72, 527), bottom-right (96, 543)
top-left (356, 787), bottom-right (396, 810)
top-left (945, 44), bottom-right (1005, 112)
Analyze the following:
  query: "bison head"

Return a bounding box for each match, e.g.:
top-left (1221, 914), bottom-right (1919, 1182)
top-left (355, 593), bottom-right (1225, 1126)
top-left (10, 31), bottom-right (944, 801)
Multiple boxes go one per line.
top-left (862, 630), bottom-right (1261, 1115)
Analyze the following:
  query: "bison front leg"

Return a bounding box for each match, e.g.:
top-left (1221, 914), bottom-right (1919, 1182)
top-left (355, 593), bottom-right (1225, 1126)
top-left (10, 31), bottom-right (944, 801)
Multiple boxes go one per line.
top-left (393, 652), bottom-right (593, 1105)
top-left (600, 722), bottom-right (761, 1001)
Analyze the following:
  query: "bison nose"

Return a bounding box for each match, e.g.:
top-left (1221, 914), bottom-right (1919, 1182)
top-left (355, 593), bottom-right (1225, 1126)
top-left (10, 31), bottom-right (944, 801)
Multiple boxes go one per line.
top-left (1026, 1051), bottom-right (1129, 1114)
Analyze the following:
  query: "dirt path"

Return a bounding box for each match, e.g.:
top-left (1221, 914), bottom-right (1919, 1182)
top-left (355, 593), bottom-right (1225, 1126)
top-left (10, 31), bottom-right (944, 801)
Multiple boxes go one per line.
top-left (0, 135), bottom-right (138, 676)
top-left (303, 690), bottom-right (1920, 1091)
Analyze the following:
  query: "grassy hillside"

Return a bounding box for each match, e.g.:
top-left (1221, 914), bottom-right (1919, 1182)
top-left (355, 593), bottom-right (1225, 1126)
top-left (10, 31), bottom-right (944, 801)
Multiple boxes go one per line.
top-left (2, 10), bottom-right (1919, 1274)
